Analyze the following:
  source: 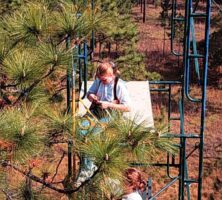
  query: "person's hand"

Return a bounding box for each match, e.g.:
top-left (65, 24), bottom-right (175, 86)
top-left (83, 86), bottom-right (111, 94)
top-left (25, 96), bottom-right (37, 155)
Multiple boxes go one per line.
top-left (112, 99), bottom-right (119, 104)
top-left (88, 94), bottom-right (98, 103)
top-left (99, 101), bottom-right (111, 109)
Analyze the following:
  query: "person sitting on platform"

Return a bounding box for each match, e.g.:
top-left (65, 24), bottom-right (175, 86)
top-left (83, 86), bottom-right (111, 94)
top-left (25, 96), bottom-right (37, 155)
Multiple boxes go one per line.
top-left (87, 61), bottom-right (131, 119)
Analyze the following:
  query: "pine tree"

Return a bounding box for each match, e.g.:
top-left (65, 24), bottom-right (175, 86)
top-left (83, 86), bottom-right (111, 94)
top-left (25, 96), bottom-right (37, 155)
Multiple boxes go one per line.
top-left (0, 1), bottom-right (174, 199)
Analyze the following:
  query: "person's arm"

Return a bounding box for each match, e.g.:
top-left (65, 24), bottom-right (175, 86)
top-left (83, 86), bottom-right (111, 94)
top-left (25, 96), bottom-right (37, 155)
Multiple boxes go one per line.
top-left (99, 101), bottom-right (130, 112)
top-left (115, 80), bottom-right (131, 112)
top-left (87, 79), bottom-right (100, 102)
top-left (99, 80), bottom-right (131, 112)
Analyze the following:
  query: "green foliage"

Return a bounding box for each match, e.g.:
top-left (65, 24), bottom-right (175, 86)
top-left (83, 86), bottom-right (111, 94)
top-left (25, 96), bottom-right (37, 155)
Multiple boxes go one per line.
top-left (26, 86), bottom-right (49, 104)
top-left (76, 113), bottom-right (177, 199)
top-left (0, 106), bottom-right (44, 162)
top-left (0, 0), bottom-right (172, 198)
top-left (1, 2), bottom-right (49, 44)
top-left (0, 36), bottom-right (11, 65)
top-left (37, 43), bottom-right (70, 67)
top-left (78, 112), bottom-right (177, 165)
top-left (43, 107), bottom-right (72, 135)
top-left (0, 0), bottom-right (23, 15)
top-left (80, 131), bottom-right (126, 179)
top-left (3, 49), bottom-right (45, 86)
top-left (116, 0), bottom-right (133, 14)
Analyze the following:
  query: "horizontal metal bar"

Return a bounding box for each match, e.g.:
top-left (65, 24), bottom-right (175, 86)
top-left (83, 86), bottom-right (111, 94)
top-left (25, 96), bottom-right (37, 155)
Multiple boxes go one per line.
top-left (150, 88), bottom-right (169, 92)
top-left (150, 163), bottom-right (180, 167)
top-left (160, 133), bottom-right (201, 138)
top-left (189, 54), bottom-right (205, 58)
top-left (190, 13), bottom-right (207, 18)
top-left (169, 117), bottom-right (180, 120)
top-left (130, 162), bottom-right (180, 168)
top-left (149, 81), bottom-right (181, 84)
top-left (184, 179), bottom-right (198, 183)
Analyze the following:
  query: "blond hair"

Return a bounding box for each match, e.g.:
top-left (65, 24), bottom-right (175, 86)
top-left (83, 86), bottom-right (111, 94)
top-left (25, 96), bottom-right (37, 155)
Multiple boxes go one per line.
top-left (95, 62), bottom-right (120, 78)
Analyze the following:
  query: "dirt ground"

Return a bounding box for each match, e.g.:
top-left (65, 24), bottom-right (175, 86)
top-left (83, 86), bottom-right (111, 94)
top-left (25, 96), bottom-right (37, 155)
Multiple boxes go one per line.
top-left (132, 2), bottom-right (222, 200)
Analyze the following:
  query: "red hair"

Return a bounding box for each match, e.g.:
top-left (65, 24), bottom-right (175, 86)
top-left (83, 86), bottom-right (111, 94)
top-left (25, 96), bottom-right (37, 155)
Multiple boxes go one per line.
top-left (123, 168), bottom-right (146, 195)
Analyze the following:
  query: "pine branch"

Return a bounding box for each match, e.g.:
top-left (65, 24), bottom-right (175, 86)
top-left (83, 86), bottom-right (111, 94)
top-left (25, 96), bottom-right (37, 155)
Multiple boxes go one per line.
top-left (13, 64), bottom-right (57, 105)
top-left (1, 161), bottom-right (102, 195)
top-left (40, 152), bottom-right (66, 192)
top-left (51, 152), bottom-right (66, 183)
top-left (51, 87), bottom-right (66, 99)
top-left (0, 189), bottom-right (13, 200)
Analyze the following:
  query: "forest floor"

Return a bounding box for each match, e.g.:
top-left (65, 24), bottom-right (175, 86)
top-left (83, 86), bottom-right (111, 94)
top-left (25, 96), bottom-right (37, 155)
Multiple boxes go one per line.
top-left (132, 2), bottom-right (222, 200)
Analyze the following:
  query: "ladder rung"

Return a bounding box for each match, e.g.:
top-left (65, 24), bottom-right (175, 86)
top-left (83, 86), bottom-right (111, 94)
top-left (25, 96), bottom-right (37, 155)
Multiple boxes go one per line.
top-left (190, 13), bottom-right (207, 18)
top-left (184, 179), bottom-right (198, 183)
top-left (150, 88), bottom-right (169, 92)
top-left (161, 133), bottom-right (201, 138)
top-left (149, 81), bottom-right (181, 85)
top-left (131, 162), bottom-right (180, 167)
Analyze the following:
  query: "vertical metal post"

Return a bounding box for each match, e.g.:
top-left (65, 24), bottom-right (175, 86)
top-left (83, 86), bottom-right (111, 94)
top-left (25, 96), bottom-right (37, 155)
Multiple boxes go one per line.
top-left (184, 0), bottom-right (192, 103)
top-left (167, 84), bottom-right (171, 178)
top-left (72, 45), bottom-right (78, 179)
top-left (82, 42), bottom-right (88, 99)
top-left (166, 84), bottom-right (177, 179)
top-left (181, 137), bottom-right (186, 200)
top-left (68, 140), bottom-right (73, 177)
top-left (185, 158), bottom-right (191, 200)
top-left (66, 36), bottom-right (72, 177)
top-left (168, 84), bottom-right (172, 131)
top-left (198, 1), bottom-right (211, 199)
top-left (66, 37), bottom-right (71, 113)
top-left (78, 44), bottom-right (82, 92)
top-left (148, 177), bottom-right (152, 199)
top-left (179, 88), bottom-right (185, 199)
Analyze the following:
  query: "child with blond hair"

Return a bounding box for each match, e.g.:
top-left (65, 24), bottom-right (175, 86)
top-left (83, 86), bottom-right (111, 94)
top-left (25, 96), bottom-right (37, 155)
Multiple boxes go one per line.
top-left (87, 62), bottom-right (131, 118)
